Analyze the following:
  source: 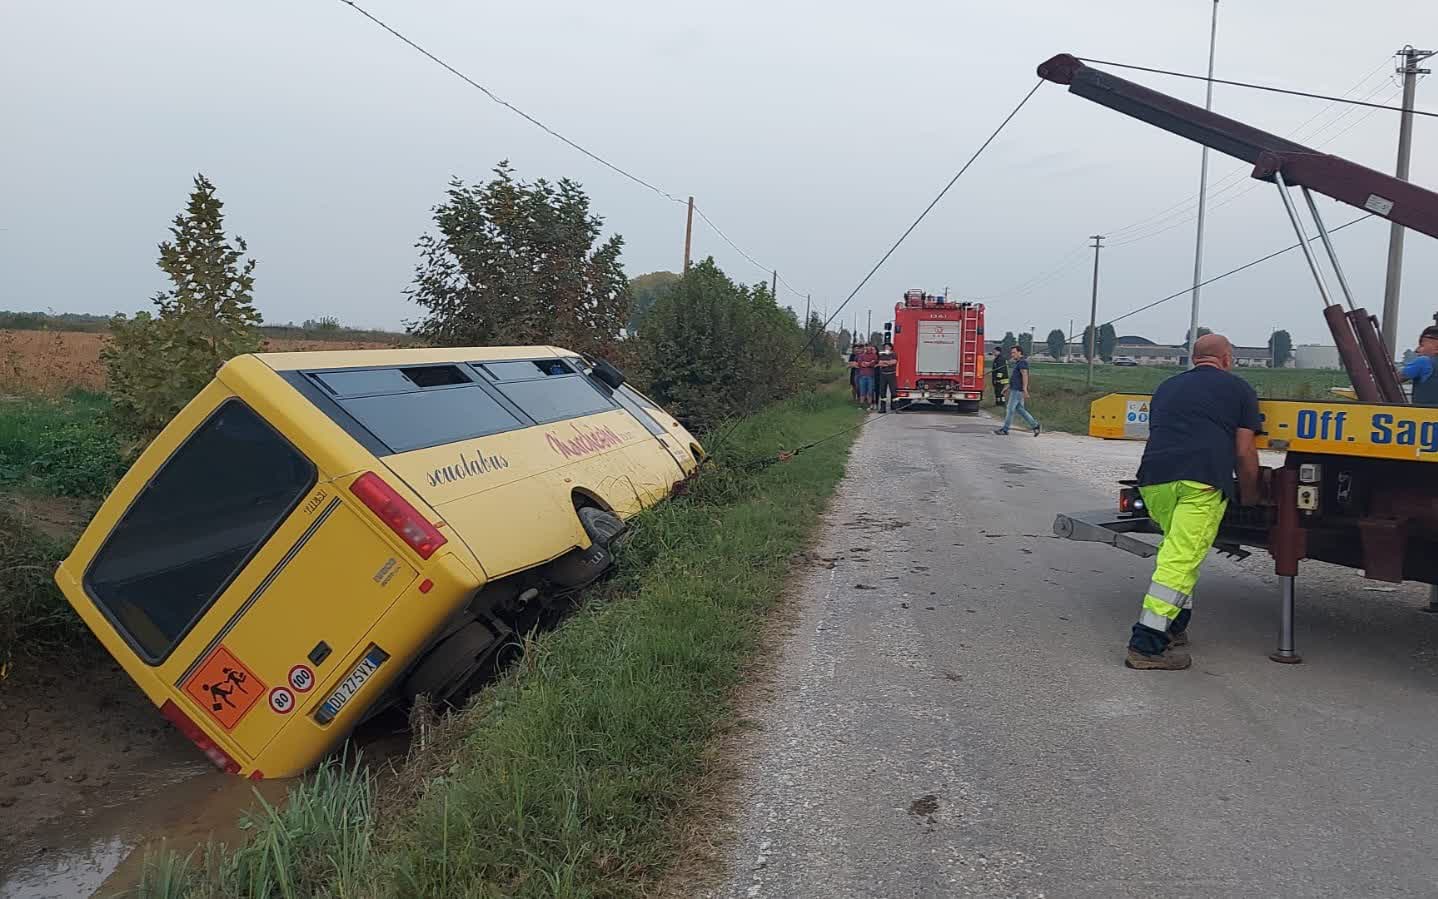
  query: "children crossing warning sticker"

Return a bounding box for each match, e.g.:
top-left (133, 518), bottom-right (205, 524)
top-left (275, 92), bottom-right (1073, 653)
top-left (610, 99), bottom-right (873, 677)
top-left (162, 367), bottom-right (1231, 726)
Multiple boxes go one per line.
top-left (182, 645), bottom-right (266, 731)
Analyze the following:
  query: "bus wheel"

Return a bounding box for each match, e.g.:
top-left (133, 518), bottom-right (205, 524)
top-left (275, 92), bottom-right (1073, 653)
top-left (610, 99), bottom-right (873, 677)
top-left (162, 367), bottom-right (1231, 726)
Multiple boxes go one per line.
top-left (578, 506), bottom-right (628, 549)
top-left (402, 619), bottom-right (507, 705)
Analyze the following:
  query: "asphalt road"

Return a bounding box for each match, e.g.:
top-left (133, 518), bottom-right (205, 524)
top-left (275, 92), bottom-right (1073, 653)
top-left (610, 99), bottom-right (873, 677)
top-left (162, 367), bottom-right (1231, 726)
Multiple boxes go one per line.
top-left (714, 408), bottom-right (1438, 899)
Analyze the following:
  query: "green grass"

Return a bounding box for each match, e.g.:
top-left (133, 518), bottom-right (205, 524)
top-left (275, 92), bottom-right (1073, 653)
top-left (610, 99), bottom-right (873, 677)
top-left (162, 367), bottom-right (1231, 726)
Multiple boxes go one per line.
top-left (0, 508), bottom-right (76, 673)
top-left (1013, 363), bottom-right (1353, 434)
top-left (135, 385), bottom-right (863, 898)
top-left (0, 391), bottom-right (125, 498)
top-left (0, 393), bottom-right (123, 671)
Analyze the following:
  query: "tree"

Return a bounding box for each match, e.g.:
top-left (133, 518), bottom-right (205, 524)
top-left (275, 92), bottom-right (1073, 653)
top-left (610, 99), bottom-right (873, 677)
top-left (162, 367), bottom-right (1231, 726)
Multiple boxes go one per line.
top-left (303, 316), bottom-right (342, 332)
top-left (1082, 324), bottom-right (1097, 361)
top-left (1268, 329), bottom-right (1294, 368)
top-left (104, 174), bottom-right (262, 437)
top-left (407, 162), bottom-right (629, 358)
top-left (634, 258), bottom-right (805, 431)
top-left (1099, 323), bottom-right (1118, 361)
top-left (836, 328), bottom-right (852, 355)
top-left (1018, 332), bottom-right (1034, 356)
top-left (1001, 331), bottom-right (1017, 356)
top-left (626, 271), bottom-right (680, 334)
top-left (804, 311), bottom-right (832, 361)
top-left (1183, 325), bottom-right (1213, 349)
top-left (868, 331), bottom-right (885, 348)
top-left (1046, 328), bottom-right (1067, 361)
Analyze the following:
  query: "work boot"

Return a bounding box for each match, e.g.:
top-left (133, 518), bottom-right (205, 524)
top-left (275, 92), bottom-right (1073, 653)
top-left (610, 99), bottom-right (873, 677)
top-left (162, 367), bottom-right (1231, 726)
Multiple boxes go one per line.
top-left (1125, 645), bottom-right (1192, 670)
top-left (1169, 629), bottom-right (1190, 648)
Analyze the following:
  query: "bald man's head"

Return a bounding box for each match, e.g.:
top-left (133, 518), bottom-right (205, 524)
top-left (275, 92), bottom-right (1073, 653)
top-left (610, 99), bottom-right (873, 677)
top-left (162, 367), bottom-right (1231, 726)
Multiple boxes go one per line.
top-left (1192, 333), bottom-right (1234, 370)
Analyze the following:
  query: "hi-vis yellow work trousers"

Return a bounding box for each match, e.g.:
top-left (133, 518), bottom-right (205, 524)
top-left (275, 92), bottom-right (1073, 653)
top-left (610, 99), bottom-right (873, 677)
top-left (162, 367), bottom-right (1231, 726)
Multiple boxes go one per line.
top-left (1136, 480), bottom-right (1227, 633)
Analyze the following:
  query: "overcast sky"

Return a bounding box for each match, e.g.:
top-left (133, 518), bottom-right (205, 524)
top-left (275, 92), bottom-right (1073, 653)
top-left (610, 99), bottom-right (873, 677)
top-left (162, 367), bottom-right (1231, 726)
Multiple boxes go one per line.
top-left (2, 0), bottom-right (1435, 348)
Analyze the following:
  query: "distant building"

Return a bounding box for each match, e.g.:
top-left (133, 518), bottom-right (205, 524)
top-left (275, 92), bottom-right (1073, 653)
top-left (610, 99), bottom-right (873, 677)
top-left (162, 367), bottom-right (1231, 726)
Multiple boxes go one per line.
top-left (1294, 345), bottom-right (1342, 370)
top-left (987, 334), bottom-right (1272, 367)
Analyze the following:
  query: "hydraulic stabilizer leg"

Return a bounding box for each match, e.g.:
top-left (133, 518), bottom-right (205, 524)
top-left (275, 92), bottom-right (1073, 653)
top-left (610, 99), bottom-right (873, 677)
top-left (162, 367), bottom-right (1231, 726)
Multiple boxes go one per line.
top-left (1424, 584), bottom-right (1438, 614)
top-left (1268, 466), bottom-right (1305, 663)
top-left (1271, 576), bottom-right (1301, 664)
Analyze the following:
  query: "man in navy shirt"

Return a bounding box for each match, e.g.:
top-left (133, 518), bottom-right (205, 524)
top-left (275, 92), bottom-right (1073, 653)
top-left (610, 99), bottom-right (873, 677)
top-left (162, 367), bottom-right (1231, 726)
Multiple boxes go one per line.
top-left (1126, 333), bottom-right (1261, 670)
top-left (993, 346), bottom-right (1041, 436)
top-left (1398, 325), bottom-right (1438, 406)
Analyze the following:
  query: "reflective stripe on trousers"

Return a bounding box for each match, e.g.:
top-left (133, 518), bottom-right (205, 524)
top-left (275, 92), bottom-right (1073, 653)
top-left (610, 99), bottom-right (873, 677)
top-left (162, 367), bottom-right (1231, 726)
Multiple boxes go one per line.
top-left (1133, 480), bottom-right (1226, 633)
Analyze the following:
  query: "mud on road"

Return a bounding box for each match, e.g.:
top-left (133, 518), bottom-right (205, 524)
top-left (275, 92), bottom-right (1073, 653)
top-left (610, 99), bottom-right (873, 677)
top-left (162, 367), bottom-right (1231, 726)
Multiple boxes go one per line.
top-left (0, 657), bottom-right (223, 896)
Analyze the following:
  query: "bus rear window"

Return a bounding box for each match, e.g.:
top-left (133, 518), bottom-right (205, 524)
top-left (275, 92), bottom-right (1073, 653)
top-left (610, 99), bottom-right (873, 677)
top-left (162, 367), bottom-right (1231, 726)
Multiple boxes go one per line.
top-left (85, 401), bottom-right (316, 663)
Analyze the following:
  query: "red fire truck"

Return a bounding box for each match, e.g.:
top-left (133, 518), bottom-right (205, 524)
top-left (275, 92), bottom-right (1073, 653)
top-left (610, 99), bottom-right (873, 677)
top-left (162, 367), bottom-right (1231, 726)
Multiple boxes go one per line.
top-left (884, 290), bottom-right (986, 413)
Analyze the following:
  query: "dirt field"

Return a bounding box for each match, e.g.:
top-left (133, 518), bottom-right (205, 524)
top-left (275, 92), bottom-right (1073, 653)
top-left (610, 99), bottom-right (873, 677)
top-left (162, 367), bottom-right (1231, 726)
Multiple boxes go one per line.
top-left (0, 329), bottom-right (397, 396)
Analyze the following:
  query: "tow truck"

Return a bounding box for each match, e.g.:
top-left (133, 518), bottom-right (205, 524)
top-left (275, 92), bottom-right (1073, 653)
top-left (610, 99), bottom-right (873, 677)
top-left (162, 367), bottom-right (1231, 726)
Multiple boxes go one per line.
top-left (1040, 53), bottom-right (1438, 663)
top-left (883, 289), bottom-right (986, 412)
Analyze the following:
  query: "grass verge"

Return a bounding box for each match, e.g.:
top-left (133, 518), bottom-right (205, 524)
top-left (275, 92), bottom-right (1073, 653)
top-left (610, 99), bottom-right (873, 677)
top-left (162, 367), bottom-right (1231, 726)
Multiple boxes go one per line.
top-left (0, 391), bottom-right (125, 497)
top-left (0, 508), bottom-right (78, 674)
top-left (136, 385), bottom-right (863, 898)
top-left (0, 392), bottom-right (121, 672)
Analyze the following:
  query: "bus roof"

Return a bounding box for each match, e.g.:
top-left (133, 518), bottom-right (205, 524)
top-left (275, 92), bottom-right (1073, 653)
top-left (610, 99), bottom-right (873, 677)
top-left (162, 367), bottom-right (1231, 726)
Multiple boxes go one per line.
top-left (253, 345), bottom-right (573, 372)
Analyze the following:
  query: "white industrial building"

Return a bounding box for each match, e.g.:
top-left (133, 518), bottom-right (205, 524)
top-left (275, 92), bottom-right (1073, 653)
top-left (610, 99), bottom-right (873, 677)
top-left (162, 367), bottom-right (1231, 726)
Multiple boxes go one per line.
top-left (1294, 345), bottom-right (1342, 370)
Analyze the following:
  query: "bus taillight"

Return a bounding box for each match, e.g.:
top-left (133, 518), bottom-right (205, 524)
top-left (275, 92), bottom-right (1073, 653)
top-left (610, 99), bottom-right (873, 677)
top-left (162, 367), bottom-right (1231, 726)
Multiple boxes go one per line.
top-left (161, 699), bottom-right (242, 774)
top-left (350, 472), bottom-right (448, 559)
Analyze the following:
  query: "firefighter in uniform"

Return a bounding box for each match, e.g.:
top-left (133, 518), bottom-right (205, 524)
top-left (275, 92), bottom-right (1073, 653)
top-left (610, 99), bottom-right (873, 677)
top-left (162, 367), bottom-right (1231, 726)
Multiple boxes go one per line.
top-left (876, 342), bottom-right (899, 413)
top-left (1126, 333), bottom-right (1261, 670)
top-left (990, 349), bottom-right (1009, 406)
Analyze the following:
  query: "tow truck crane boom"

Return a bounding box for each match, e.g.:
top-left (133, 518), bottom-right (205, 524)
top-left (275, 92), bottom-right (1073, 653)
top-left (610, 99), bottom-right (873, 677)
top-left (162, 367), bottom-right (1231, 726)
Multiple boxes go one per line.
top-left (1042, 53), bottom-right (1438, 664)
top-left (1037, 53), bottom-right (1438, 403)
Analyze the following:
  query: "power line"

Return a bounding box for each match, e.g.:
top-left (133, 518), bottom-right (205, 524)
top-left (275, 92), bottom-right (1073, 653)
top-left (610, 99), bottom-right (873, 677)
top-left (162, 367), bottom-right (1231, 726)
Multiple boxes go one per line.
top-left (334, 0), bottom-right (811, 302)
top-left (708, 79), bottom-right (1046, 455)
top-left (689, 204), bottom-right (810, 299)
top-left (1104, 214), bottom-right (1374, 327)
top-left (984, 59), bottom-right (1399, 301)
top-left (809, 80), bottom-right (1045, 342)
top-left (1077, 57), bottom-right (1438, 119)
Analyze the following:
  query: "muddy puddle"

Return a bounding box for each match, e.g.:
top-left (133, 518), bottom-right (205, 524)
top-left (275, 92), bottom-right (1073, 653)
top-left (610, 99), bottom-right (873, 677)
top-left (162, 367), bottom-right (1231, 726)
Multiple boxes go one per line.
top-left (0, 657), bottom-right (411, 898)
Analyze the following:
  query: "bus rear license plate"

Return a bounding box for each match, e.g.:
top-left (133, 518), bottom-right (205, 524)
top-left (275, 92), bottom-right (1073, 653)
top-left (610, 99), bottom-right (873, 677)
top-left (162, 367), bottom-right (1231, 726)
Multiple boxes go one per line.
top-left (314, 645), bottom-right (389, 725)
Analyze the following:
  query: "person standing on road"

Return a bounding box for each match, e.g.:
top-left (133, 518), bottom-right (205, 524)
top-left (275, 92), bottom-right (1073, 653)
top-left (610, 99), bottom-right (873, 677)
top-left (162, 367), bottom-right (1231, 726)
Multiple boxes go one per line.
top-left (876, 341), bottom-right (899, 413)
top-left (847, 345), bottom-right (862, 402)
top-left (993, 345), bottom-right (1040, 436)
top-left (1125, 333), bottom-right (1261, 671)
top-left (991, 349), bottom-right (1009, 407)
top-left (1398, 325), bottom-right (1438, 406)
top-left (856, 343), bottom-right (878, 411)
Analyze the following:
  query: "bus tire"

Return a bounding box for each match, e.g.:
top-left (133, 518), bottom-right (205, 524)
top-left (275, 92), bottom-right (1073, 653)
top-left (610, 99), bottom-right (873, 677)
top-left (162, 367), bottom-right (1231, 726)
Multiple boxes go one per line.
top-left (402, 620), bottom-right (505, 705)
top-left (578, 505), bottom-right (628, 550)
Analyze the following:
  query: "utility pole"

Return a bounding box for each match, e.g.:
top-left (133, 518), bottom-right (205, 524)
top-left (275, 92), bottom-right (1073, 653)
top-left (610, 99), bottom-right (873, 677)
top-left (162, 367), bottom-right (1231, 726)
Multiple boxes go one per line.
top-left (1380, 46), bottom-right (1435, 350)
top-left (867, 309), bottom-right (873, 340)
top-left (771, 270), bottom-right (778, 299)
top-left (1087, 235), bottom-right (1105, 387)
top-left (1184, 0), bottom-right (1220, 367)
top-left (683, 196), bottom-right (694, 273)
top-left (1068, 318), bottom-right (1074, 363)
top-left (804, 294), bottom-right (811, 326)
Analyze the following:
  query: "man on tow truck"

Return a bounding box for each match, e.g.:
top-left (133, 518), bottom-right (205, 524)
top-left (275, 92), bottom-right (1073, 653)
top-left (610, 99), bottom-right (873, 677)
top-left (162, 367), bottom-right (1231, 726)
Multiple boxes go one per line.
top-left (1123, 333), bottom-right (1261, 670)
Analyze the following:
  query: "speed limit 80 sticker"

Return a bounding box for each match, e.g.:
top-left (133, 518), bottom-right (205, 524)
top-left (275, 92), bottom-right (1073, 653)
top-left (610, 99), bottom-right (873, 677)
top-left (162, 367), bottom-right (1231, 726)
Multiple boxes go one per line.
top-left (268, 687), bottom-right (296, 715)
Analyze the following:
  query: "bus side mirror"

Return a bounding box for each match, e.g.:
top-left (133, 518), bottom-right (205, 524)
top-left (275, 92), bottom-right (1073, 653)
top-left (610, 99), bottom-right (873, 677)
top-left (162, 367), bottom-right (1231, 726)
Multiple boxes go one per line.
top-left (592, 358), bottom-right (627, 389)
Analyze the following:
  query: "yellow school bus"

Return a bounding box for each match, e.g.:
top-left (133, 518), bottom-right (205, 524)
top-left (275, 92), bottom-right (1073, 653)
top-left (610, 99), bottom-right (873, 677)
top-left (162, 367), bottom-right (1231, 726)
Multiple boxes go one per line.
top-left (54, 347), bottom-right (702, 779)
